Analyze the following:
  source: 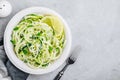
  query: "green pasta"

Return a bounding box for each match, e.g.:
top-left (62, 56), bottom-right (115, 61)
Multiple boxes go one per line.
top-left (11, 14), bottom-right (65, 68)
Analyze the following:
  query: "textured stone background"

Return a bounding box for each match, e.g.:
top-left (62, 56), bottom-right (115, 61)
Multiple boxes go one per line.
top-left (1, 0), bottom-right (120, 80)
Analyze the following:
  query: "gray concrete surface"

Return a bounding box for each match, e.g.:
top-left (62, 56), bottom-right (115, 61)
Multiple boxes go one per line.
top-left (1, 0), bottom-right (120, 80)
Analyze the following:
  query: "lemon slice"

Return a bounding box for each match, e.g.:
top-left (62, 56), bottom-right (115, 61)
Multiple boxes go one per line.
top-left (41, 15), bottom-right (64, 37)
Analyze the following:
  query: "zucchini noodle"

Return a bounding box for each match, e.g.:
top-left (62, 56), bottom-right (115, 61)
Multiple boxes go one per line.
top-left (11, 14), bottom-right (66, 68)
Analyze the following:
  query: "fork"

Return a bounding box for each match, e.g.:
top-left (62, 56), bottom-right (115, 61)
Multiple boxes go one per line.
top-left (53, 46), bottom-right (80, 80)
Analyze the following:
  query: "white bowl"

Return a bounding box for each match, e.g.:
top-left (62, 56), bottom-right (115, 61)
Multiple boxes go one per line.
top-left (4, 7), bottom-right (72, 74)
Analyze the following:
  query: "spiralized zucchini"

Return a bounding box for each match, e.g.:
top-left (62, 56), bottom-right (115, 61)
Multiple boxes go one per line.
top-left (11, 14), bottom-right (65, 68)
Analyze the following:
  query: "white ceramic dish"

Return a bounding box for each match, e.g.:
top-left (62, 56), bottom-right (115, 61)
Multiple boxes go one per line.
top-left (4, 7), bottom-right (71, 74)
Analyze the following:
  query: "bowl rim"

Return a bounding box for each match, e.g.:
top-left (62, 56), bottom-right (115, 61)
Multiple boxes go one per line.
top-left (4, 7), bottom-right (72, 74)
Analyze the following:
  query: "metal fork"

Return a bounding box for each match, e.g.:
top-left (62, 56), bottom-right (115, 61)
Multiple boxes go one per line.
top-left (54, 46), bottom-right (81, 80)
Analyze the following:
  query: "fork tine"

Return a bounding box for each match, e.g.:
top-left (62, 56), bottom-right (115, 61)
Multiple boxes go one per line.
top-left (70, 45), bottom-right (81, 61)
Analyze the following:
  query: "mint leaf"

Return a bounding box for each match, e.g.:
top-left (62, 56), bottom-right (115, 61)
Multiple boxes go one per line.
top-left (23, 49), bottom-right (28, 55)
top-left (10, 40), bottom-right (15, 44)
top-left (49, 46), bottom-right (53, 53)
top-left (13, 27), bottom-right (19, 31)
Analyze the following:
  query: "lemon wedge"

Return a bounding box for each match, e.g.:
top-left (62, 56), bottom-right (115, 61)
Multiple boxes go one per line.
top-left (41, 15), bottom-right (64, 37)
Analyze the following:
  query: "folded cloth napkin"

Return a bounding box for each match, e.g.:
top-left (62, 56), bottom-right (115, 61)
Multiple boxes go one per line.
top-left (0, 38), bottom-right (29, 80)
top-left (0, 45), bottom-right (11, 80)
top-left (6, 61), bottom-right (29, 80)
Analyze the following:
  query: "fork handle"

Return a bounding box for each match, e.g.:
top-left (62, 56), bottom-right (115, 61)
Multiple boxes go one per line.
top-left (54, 64), bottom-right (69, 80)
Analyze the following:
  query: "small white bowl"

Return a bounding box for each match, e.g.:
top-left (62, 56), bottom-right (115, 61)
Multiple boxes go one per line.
top-left (4, 7), bottom-right (72, 74)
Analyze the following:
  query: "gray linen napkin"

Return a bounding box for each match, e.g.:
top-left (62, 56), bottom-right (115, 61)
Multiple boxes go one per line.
top-left (0, 38), bottom-right (29, 80)
top-left (0, 45), bottom-right (11, 80)
top-left (6, 61), bottom-right (29, 80)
